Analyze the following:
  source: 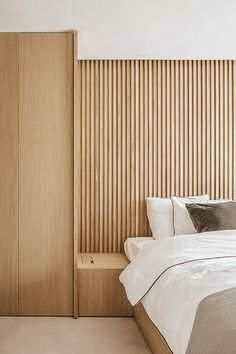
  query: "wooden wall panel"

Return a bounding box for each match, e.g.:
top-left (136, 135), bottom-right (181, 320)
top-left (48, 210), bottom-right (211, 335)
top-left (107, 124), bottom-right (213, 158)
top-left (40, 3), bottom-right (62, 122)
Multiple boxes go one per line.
top-left (73, 31), bottom-right (79, 318)
top-left (19, 33), bottom-right (74, 315)
top-left (78, 60), bottom-right (236, 253)
top-left (0, 33), bottom-right (19, 314)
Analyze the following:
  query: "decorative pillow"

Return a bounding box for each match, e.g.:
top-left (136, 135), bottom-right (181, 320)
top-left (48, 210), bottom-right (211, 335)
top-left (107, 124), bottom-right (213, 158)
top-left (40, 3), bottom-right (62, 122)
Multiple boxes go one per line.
top-left (146, 197), bottom-right (174, 238)
top-left (171, 195), bottom-right (209, 235)
top-left (186, 201), bottom-right (236, 233)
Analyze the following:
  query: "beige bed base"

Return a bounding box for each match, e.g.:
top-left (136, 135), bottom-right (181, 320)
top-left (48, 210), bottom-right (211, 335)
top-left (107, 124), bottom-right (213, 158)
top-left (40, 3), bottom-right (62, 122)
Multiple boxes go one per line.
top-left (134, 303), bottom-right (172, 354)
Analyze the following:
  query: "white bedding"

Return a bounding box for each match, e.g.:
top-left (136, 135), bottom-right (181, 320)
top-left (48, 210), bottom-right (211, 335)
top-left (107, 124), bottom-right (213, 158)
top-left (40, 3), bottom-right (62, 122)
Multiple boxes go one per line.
top-left (120, 230), bottom-right (236, 354)
top-left (124, 237), bottom-right (154, 261)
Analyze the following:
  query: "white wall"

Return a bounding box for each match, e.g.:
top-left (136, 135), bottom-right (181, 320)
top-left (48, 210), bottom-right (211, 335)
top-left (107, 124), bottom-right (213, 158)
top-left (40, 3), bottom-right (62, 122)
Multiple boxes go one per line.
top-left (0, 0), bottom-right (71, 31)
top-left (0, 0), bottom-right (236, 59)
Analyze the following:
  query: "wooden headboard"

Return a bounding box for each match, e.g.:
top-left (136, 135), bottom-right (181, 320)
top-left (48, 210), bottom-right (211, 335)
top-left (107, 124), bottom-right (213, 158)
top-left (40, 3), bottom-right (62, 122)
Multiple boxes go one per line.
top-left (77, 60), bottom-right (236, 253)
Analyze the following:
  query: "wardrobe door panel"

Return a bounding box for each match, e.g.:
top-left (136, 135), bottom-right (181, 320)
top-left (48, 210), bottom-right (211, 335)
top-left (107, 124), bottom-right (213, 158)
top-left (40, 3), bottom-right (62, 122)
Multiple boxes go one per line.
top-left (0, 33), bottom-right (19, 315)
top-left (19, 33), bottom-right (74, 315)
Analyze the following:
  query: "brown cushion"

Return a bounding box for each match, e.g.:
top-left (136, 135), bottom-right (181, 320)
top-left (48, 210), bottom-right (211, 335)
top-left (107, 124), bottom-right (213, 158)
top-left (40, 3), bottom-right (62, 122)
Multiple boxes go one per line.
top-left (186, 201), bottom-right (236, 233)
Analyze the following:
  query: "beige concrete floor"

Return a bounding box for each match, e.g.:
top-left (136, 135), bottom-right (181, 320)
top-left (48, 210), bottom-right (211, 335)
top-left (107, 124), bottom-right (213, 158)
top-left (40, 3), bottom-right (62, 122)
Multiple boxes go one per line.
top-left (0, 317), bottom-right (151, 354)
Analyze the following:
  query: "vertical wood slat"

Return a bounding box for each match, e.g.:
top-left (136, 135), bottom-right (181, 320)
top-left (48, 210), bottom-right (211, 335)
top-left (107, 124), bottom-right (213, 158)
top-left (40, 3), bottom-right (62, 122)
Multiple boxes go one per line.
top-left (78, 60), bottom-right (236, 253)
top-left (0, 33), bottom-right (19, 314)
top-left (73, 31), bottom-right (79, 318)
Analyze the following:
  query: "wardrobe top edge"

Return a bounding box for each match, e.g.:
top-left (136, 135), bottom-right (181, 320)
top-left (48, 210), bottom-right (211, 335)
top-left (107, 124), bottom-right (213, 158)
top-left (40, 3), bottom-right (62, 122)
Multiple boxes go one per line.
top-left (0, 31), bottom-right (78, 34)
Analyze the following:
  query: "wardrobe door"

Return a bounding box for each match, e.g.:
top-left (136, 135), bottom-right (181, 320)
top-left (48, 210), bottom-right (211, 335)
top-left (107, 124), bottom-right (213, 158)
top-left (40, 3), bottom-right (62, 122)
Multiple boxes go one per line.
top-left (0, 33), bottom-right (19, 315)
top-left (19, 33), bottom-right (74, 315)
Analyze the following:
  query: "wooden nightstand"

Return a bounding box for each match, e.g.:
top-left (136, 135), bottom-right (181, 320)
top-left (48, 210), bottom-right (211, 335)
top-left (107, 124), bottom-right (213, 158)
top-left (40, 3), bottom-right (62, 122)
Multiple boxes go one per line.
top-left (78, 253), bottom-right (133, 316)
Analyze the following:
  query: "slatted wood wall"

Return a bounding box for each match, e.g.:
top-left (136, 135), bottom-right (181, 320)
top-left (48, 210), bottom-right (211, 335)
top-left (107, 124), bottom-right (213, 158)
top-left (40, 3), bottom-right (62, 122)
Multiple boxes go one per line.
top-left (78, 60), bottom-right (236, 253)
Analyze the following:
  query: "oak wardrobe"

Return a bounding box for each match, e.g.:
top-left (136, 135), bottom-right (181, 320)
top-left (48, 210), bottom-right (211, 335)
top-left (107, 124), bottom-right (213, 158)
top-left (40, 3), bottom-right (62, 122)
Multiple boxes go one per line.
top-left (0, 32), bottom-right (77, 316)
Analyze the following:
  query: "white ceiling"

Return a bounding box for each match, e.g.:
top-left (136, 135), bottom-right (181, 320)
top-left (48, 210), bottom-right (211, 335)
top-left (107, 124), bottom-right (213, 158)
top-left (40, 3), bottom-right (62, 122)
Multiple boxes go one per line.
top-left (0, 0), bottom-right (236, 59)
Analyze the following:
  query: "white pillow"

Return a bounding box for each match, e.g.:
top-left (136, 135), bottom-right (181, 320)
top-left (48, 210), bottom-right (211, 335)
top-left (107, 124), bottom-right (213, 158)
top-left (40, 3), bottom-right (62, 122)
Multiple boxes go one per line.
top-left (146, 197), bottom-right (174, 238)
top-left (172, 195), bottom-right (209, 235)
top-left (208, 199), bottom-right (230, 204)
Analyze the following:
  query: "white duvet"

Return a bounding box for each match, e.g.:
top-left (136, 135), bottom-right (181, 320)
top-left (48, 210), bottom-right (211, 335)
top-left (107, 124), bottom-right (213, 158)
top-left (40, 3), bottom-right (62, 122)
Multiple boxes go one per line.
top-left (119, 230), bottom-right (236, 354)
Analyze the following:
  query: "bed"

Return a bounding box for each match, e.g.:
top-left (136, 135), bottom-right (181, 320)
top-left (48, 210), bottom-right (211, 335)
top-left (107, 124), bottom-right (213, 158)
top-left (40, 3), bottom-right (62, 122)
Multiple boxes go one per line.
top-left (124, 237), bottom-right (172, 354)
top-left (121, 197), bottom-right (236, 354)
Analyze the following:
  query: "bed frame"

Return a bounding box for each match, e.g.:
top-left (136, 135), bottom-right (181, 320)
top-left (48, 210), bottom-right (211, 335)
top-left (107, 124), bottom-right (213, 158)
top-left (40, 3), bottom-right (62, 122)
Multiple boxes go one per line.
top-left (134, 303), bottom-right (172, 354)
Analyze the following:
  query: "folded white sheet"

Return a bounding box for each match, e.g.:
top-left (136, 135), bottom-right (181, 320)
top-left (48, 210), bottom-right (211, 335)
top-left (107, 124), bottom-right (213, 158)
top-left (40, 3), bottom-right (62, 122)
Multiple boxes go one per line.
top-left (124, 237), bottom-right (154, 261)
top-left (120, 231), bottom-right (236, 354)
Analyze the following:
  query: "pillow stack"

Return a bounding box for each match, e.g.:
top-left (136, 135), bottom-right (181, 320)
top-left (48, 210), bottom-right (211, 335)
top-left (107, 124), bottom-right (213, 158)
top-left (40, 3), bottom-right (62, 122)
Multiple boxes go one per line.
top-left (146, 195), bottom-right (236, 238)
top-left (146, 195), bottom-right (209, 238)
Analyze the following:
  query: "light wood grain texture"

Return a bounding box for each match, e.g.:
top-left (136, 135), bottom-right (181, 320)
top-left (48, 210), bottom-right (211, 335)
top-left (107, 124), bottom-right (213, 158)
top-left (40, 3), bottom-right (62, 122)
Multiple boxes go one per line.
top-left (78, 253), bottom-right (133, 316)
top-left (78, 253), bottom-right (130, 269)
top-left (73, 31), bottom-right (79, 318)
top-left (78, 60), bottom-right (236, 253)
top-left (0, 33), bottom-right (19, 315)
top-left (19, 33), bottom-right (74, 315)
top-left (134, 303), bottom-right (172, 354)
